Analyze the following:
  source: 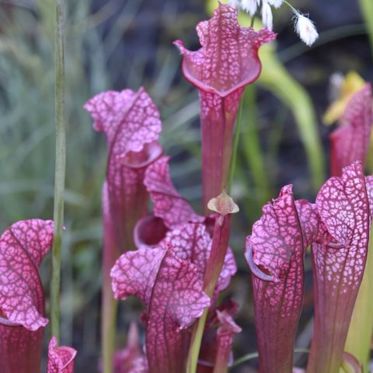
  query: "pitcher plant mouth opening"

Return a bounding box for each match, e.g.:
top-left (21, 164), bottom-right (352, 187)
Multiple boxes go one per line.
top-left (173, 4), bottom-right (276, 97)
top-left (173, 40), bottom-right (264, 98)
top-left (134, 215), bottom-right (169, 249)
top-left (122, 141), bottom-right (163, 169)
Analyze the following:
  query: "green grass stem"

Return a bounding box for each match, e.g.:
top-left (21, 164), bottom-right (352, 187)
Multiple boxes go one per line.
top-left (259, 44), bottom-right (325, 191)
top-left (186, 309), bottom-right (209, 373)
top-left (359, 0), bottom-right (373, 59)
top-left (231, 348), bottom-right (309, 368)
top-left (241, 86), bottom-right (272, 210)
top-left (228, 94), bottom-right (244, 191)
top-left (51, 0), bottom-right (66, 342)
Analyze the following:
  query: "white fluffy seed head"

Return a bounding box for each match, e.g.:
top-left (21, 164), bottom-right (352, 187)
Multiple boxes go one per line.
top-left (261, 0), bottom-right (273, 30)
top-left (295, 14), bottom-right (319, 46)
top-left (267, 0), bottom-right (283, 8)
top-left (241, 0), bottom-right (260, 15)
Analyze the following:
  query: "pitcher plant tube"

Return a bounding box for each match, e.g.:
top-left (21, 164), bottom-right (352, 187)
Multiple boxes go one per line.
top-left (0, 219), bottom-right (77, 373)
top-left (245, 162), bottom-right (372, 373)
top-left (326, 76), bottom-right (373, 371)
top-left (111, 165), bottom-right (238, 373)
top-left (111, 231), bottom-right (211, 373)
top-left (330, 84), bottom-right (373, 176)
top-left (174, 3), bottom-right (276, 208)
top-left (307, 162), bottom-right (370, 373)
top-left (245, 185), bottom-right (318, 373)
top-left (84, 87), bottom-right (163, 373)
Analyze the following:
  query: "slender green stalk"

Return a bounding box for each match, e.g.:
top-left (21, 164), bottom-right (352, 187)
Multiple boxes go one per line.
top-left (51, 0), bottom-right (66, 341)
top-left (102, 297), bottom-right (117, 373)
top-left (186, 309), bottom-right (209, 373)
top-left (230, 352), bottom-right (259, 367)
top-left (231, 348), bottom-right (309, 368)
top-left (250, 15), bottom-right (256, 28)
top-left (228, 97), bottom-right (244, 191)
top-left (241, 86), bottom-right (272, 210)
top-left (359, 0), bottom-right (373, 59)
top-left (187, 215), bottom-right (231, 373)
top-left (282, 0), bottom-right (299, 15)
top-left (187, 196), bottom-right (237, 373)
top-left (186, 215), bottom-right (230, 373)
top-left (259, 44), bottom-right (325, 191)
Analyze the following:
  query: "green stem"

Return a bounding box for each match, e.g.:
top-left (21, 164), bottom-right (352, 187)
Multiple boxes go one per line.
top-left (359, 0), bottom-right (373, 59)
top-left (230, 352), bottom-right (259, 367)
top-left (186, 309), bottom-right (209, 373)
top-left (102, 297), bottom-right (117, 373)
top-left (187, 213), bottom-right (233, 373)
top-left (51, 0), bottom-right (66, 341)
top-left (250, 15), bottom-right (256, 28)
top-left (230, 348), bottom-right (309, 368)
top-left (241, 86), bottom-right (272, 210)
top-left (282, 0), bottom-right (299, 15)
top-left (228, 97), bottom-right (244, 191)
top-left (259, 44), bottom-right (325, 190)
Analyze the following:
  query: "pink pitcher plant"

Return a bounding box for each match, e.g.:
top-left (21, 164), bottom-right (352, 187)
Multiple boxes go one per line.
top-left (84, 87), bottom-right (163, 372)
top-left (98, 94), bottom-right (240, 373)
top-left (330, 83), bottom-right (373, 176)
top-left (0, 219), bottom-right (76, 373)
top-left (246, 162), bottom-right (371, 373)
top-left (111, 156), bottom-right (239, 373)
top-left (175, 3), bottom-right (276, 207)
top-left (328, 78), bottom-right (373, 371)
top-left (245, 185), bottom-right (308, 373)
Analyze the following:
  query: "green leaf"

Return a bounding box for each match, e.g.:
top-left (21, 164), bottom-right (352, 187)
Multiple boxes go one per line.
top-left (360, 0), bottom-right (373, 59)
top-left (258, 42), bottom-right (325, 191)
